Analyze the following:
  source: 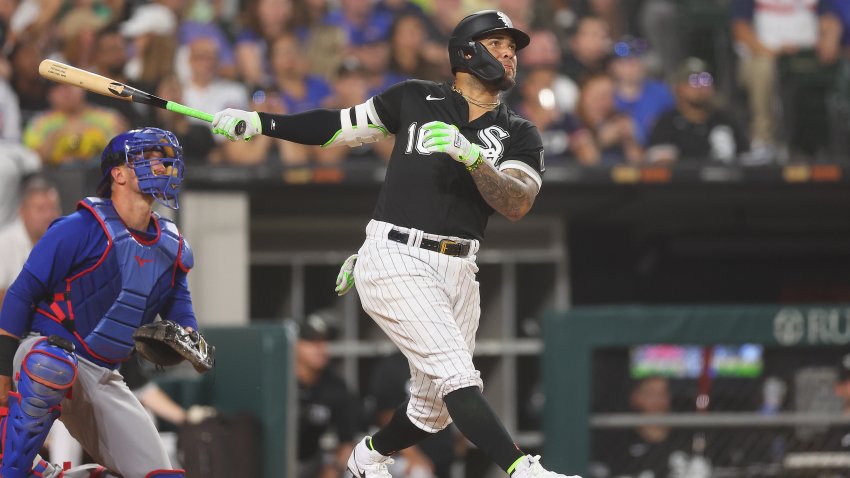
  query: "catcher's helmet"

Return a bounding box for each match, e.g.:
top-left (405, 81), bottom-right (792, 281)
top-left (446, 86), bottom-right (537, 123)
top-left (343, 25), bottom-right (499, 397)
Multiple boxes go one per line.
top-left (448, 10), bottom-right (530, 83)
top-left (97, 127), bottom-right (185, 209)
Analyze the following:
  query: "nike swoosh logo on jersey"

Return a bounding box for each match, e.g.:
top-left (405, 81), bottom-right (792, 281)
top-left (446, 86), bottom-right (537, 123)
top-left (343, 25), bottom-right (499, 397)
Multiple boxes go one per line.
top-left (425, 94), bottom-right (445, 101)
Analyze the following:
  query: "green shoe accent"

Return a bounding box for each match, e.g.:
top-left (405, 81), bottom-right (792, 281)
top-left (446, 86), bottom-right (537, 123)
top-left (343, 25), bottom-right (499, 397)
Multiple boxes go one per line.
top-left (507, 455), bottom-right (526, 475)
top-left (368, 437), bottom-right (376, 451)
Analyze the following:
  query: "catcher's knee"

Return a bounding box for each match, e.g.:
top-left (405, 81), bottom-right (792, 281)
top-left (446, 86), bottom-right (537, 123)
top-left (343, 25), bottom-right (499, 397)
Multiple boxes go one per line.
top-left (19, 336), bottom-right (78, 413)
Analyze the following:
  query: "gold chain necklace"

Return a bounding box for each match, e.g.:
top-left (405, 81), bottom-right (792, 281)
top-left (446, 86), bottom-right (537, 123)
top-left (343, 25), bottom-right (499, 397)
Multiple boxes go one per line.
top-left (451, 84), bottom-right (500, 110)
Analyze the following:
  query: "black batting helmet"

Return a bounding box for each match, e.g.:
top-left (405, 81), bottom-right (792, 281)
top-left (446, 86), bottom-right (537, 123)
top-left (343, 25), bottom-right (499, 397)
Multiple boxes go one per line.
top-left (448, 10), bottom-right (530, 83)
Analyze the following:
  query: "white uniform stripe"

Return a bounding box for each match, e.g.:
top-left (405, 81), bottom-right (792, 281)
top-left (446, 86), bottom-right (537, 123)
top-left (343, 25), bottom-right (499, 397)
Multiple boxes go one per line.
top-left (499, 159), bottom-right (543, 190)
top-left (358, 220), bottom-right (483, 433)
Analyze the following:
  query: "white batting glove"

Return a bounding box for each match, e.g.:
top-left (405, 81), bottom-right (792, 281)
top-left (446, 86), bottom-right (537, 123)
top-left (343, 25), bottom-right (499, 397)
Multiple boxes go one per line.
top-left (211, 109), bottom-right (262, 141)
top-left (335, 254), bottom-right (357, 296)
top-left (421, 121), bottom-right (480, 167)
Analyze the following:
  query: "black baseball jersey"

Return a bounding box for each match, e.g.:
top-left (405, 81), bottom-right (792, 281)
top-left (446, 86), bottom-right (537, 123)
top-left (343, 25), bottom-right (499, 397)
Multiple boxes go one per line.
top-left (370, 80), bottom-right (545, 240)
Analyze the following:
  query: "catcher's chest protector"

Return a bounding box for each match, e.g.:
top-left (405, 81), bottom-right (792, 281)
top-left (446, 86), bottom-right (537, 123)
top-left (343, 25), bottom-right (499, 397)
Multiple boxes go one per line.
top-left (35, 198), bottom-right (188, 363)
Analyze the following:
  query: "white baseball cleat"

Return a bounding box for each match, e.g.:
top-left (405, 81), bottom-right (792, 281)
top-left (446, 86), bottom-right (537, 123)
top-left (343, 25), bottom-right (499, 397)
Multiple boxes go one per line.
top-left (511, 455), bottom-right (582, 478)
top-left (347, 436), bottom-right (394, 478)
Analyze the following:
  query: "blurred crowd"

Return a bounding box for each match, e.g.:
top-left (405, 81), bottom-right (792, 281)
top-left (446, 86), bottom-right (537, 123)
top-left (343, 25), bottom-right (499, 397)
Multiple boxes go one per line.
top-left (1, 0), bottom-right (850, 171)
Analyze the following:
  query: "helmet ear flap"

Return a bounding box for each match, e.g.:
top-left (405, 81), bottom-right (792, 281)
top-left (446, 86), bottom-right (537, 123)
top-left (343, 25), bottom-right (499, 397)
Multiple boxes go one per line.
top-left (464, 41), bottom-right (505, 83)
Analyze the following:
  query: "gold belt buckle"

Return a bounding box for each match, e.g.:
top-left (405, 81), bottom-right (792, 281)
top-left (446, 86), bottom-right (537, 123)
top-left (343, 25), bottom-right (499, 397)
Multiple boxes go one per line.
top-left (439, 239), bottom-right (458, 254)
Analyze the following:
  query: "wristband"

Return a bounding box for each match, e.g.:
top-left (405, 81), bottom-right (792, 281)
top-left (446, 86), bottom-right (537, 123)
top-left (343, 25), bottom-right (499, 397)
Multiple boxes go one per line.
top-left (466, 155), bottom-right (484, 172)
top-left (0, 335), bottom-right (20, 376)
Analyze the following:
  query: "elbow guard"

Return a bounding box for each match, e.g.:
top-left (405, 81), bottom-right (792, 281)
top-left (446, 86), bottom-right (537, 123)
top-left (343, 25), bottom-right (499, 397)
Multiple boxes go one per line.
top-left (323, 98), bottom-right (389, 148)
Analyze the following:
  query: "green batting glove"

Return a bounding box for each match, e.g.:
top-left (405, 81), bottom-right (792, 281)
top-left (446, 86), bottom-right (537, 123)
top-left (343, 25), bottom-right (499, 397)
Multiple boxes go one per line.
top-left (421, 121), bottom-right (480, 167)
top-left (211, 109), bottom-right (262, 141)
top-left (335, 253), bottom-right (358, 296)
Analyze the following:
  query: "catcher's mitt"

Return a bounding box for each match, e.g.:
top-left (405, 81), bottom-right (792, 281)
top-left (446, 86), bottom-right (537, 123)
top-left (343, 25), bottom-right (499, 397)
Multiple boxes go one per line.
top-left (133, 320), bottom-right (215, 373)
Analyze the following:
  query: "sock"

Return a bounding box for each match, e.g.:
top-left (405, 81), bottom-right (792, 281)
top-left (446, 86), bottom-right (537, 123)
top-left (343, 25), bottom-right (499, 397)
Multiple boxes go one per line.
top-left (370, 402), bottom-right (432, 456)
top-left (444, 386), bottom-right (525, 473)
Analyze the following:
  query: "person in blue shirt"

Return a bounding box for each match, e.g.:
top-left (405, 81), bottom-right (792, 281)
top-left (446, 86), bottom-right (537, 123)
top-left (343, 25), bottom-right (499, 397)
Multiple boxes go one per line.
top-left (610, 36), bottom-right (675, 146)
top-left (0, 127), bottom-right (199, 478)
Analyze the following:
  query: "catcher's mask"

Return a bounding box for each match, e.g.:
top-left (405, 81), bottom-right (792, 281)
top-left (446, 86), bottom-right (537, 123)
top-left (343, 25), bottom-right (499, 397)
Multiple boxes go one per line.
top-left (97, 127), bottom-right (185, 210)
top-left (448, 10), bottom-right (530, 84)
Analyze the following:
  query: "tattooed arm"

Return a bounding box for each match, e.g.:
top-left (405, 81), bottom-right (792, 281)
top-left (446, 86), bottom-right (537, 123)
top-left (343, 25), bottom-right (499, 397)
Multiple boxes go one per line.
top-left (469, 164), bottom-right (539, 221)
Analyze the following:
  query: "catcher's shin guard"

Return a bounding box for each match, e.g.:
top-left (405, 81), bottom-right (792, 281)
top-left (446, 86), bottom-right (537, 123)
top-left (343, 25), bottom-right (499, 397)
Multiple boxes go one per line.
top-left (1, 337), bottom-right (78, 478)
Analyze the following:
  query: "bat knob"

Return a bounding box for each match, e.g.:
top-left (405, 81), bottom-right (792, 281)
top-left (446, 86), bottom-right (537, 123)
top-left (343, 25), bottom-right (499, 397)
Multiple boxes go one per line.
top-left (235, 120), bottom-right (246, 136)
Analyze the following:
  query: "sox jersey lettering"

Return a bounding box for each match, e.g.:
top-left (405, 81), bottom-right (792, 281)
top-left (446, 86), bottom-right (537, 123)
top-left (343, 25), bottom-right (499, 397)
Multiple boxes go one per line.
top-left (355, 80), bottom-right (544, 432)
top-left (370, 80), bottom-right (544, 240)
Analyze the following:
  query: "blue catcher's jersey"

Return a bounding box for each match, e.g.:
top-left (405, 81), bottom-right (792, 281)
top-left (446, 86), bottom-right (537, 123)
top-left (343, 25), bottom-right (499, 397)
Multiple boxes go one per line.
top-left (30, 198), bottom-right (193, 367)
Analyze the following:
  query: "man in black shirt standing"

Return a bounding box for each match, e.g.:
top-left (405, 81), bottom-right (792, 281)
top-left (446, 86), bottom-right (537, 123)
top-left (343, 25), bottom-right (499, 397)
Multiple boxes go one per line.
top-left (210, 10), bottom-right (577, 478)
top-left (295, 313), bottom-right (357, 478)
top-left (646, 58), bottom-right (748, 165)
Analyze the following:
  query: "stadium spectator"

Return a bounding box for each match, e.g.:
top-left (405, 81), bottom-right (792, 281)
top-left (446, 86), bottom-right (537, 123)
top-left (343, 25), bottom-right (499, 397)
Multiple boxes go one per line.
top-left (368, 351), bottom-right (463, 478)
top-left (519, 29), bottom-right (579, 114)
top-left (264, 32), bottom-right (344, 166)
top-left (731, 0), bottom-right (839, 161)
top-left (387, 13), bottom-right (445, 82)
top-left (8, 42), bottom-right (49, 123)
top-left (609, 35), bottom-right (675, 146)
top-left (497, 0), bottom-right (533, 33)
top-left (561, 15), bottom-right (613, 84)
top-left (637, 0), bottom-right (684, 79)
top-left (23, 82), bottom-right (126, 166)
top-left (236, 0), bottom-right (293, 89)
top-left (322, 58), bottom-right (393, 163)
top-left (591, 376), bottom-right (705, 478)
top-left (0, 174), bottom-right (60, 307)
top-left (269, 32), bottom-right (333, 113)
top-left (295, 312), bottom-right (358, 478)
top-left (181, 35), bottom-right (253, 165)
top-left (324, 0), bottom-right (393, 58)
top-left (647, 58), bottom-right (748, 164)
top-left (53, 1), bottom-right (109, 69)
top-left (513, 67), bottom-right (592, 164)
top-left (823, 0), bottom-right (850, 56)
top-left (121, 3), bottom-right (179, 91)
top-left (147, 74), bottom-right (218, 162)
top-left (0, 143), bottom-right (40, 228)
top-left (291, 0), bottom-right (346, 79)
top-left (0, 0), bottom-right (13, 55)
top-left (176, 21), bottom-right (238, 83)
top-left (573, 0), bottom-right (638, 41)
top-left (88, 24), bottom-right (145, 126)
top-left (0, 76), bottom-right (21, 140)
top-left (421, 0), bottom-right (465, 73)
top-left (576, 73), bottom-right (643, 165)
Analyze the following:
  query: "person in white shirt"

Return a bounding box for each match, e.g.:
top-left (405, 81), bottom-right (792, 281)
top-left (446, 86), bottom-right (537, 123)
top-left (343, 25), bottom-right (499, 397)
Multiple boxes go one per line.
top-left (0, 174), bottom-right (61, 306)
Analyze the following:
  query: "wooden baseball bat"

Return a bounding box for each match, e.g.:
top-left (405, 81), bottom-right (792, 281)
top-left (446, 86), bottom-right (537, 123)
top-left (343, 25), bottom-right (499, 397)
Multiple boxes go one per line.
top-left (38, 59), bottom-right (246, 135)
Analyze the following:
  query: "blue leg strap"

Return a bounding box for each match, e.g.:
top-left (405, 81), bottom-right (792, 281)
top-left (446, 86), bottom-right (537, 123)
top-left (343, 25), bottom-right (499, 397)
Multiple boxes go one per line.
top-left (0, 337), bottom-right (77, 478)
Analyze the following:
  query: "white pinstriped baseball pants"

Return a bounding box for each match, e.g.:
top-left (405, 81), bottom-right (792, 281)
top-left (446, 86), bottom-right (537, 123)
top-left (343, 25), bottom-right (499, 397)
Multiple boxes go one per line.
top-left (356, 220), bottom-right (483, 433)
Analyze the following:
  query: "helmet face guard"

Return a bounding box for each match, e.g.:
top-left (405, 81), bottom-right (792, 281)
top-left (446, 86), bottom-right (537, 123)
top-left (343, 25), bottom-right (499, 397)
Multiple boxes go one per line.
top-left (449, 10), bottom-right (530, 84)
top-left (99, 128), bottom-right (185, 210)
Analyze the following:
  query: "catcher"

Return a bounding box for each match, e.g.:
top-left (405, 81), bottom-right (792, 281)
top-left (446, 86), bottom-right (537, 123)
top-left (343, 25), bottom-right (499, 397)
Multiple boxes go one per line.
top-left (0, 127), bottom-right (213, 478)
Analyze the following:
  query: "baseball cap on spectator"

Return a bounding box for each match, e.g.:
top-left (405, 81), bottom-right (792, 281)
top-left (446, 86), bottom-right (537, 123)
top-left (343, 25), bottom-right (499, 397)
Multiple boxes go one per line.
top-left (58, 9), bottom-right (108, 39)
top-left (671, 57), bottom-right (714, 88)
top-left (298, 312), bottom-right (337, 342)
top-left (612, 35), bottom-right (649, 59)
top-left (838, 353), bottom-right (850, 383)
top-left (120, 4), bottom-right (177, 37)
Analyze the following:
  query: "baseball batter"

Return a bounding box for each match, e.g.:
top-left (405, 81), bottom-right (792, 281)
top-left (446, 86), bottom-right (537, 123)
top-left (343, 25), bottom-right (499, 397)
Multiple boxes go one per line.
top-left (0, 128), bottom-right (196, 478)
top-left (211, 10), bottom-right (580, 478)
